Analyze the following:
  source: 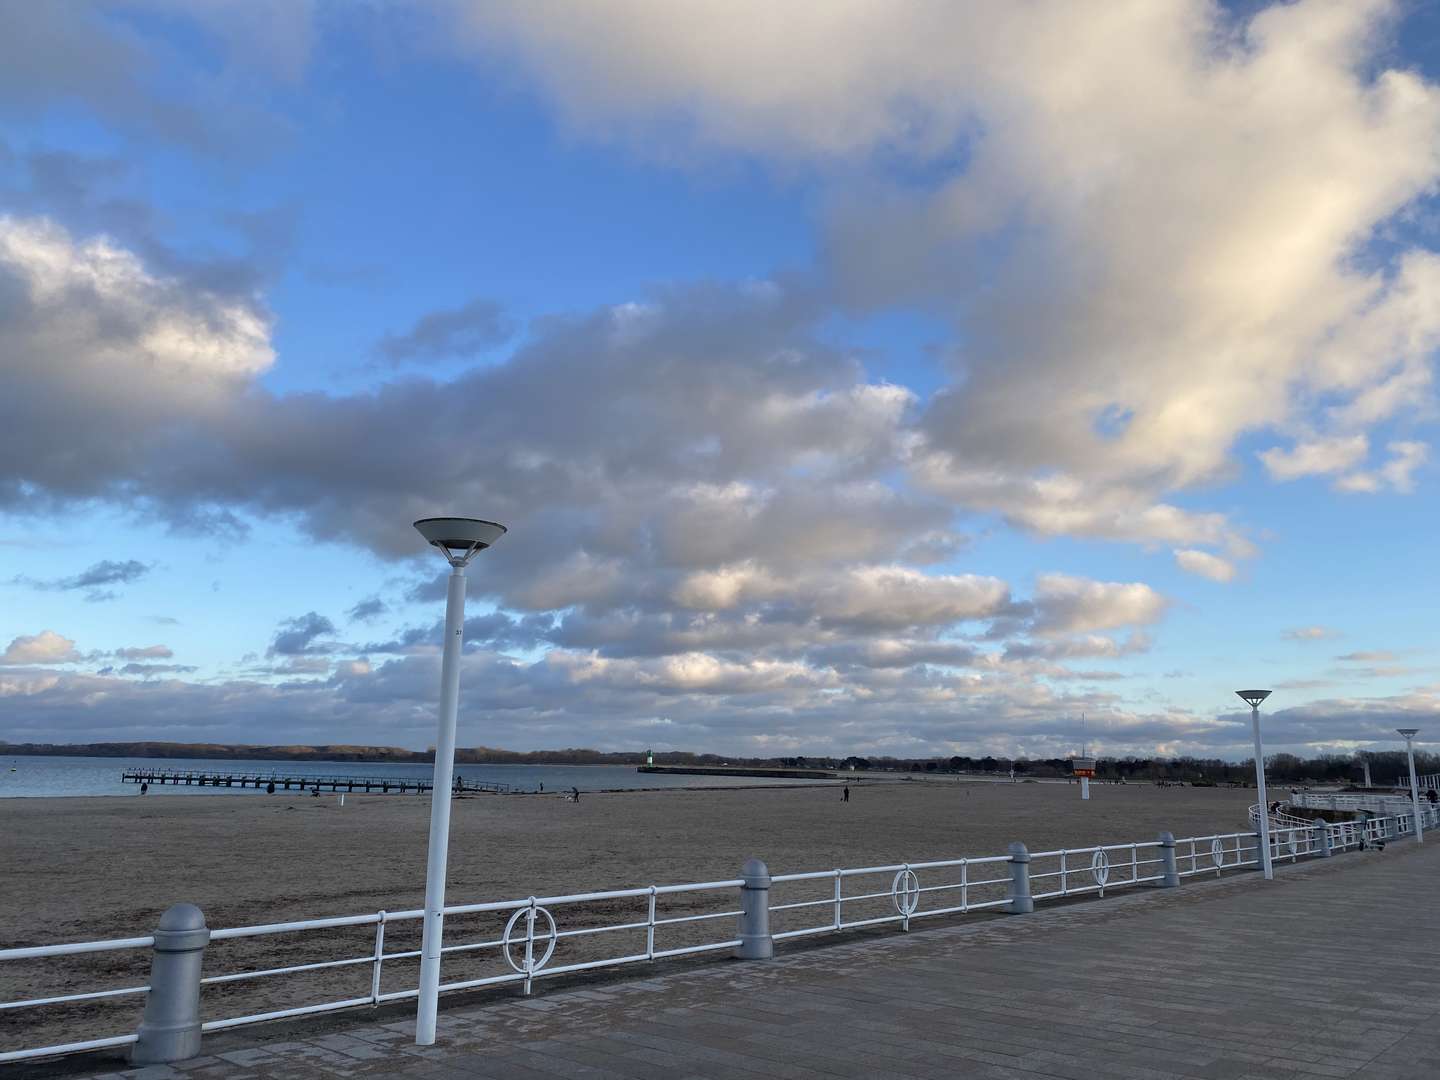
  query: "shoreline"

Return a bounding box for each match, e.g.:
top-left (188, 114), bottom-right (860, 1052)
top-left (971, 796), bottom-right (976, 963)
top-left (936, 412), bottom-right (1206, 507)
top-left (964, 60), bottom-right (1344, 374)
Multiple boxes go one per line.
top-left (0, 779), bottom-right (862, 801)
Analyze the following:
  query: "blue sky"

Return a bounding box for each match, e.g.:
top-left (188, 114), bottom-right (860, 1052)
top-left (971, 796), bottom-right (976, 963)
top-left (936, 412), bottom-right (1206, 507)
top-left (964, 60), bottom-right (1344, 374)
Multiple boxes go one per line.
top-left (2, 1), bottom-right (1439, 761)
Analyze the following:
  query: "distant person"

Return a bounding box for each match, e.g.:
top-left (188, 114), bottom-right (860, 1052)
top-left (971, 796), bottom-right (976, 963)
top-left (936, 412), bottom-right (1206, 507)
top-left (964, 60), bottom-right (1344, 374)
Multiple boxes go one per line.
top-left (266, 781), bottom-right (275, 795)
top-left (1428, 789), bottom-right (1437, 806)
top-left (140, 782), bottom-right (148, 795)
top-left (842, 784), bottom-right (850, 803)
top-left (539, 782), bottom-right (544, 793)
top-left (572, 786), bottom-right (580, 803)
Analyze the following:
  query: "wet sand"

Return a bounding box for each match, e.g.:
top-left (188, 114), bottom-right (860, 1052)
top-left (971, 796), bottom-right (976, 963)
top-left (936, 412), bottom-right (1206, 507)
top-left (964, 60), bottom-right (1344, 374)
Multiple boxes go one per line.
top-left (1, 780), bottom-right (1255, 1053)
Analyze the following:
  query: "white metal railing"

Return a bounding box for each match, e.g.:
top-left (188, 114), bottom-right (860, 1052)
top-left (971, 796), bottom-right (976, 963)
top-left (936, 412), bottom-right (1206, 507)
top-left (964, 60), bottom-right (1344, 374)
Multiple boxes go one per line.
top-left (1290, 792), bottom-right (1413, 813)
top-left (1029, 841), bottom-right (1166, 900)
top-left (769, 854), bottom-right (1013, 940)
top-left (6, 810), bottom-right (1436, 1065)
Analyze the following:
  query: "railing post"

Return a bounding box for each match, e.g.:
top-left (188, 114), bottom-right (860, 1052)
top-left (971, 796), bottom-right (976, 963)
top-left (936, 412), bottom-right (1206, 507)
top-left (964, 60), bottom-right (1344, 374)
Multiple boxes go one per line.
top-left (734, 858), bottom-right (773, 960)
top-left (1007, 842), bottom-right (1033, 914)
top-left (1313, 821), bottom-right (1332, 858)
top-left (132, 903), bottom-right (209, 1064)
top-left (1157, 832), bottom-right (1179, 887)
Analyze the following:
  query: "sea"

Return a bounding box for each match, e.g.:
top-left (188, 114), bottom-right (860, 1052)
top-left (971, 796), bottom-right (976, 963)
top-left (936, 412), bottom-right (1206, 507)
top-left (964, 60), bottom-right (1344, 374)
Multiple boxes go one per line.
top-left (0, 755), bottom-right (833, 798)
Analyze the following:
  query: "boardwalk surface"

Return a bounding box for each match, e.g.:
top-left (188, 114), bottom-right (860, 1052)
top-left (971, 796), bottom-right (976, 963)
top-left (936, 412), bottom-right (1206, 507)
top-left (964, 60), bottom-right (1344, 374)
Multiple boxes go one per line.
top-left (70, 839), bottom-right (1440, 1079)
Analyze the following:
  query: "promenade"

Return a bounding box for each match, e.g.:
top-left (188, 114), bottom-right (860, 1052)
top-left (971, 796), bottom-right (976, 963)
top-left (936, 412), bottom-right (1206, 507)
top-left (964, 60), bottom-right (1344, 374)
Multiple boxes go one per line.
top-left (68, 838), bottom-right (1439, 1080)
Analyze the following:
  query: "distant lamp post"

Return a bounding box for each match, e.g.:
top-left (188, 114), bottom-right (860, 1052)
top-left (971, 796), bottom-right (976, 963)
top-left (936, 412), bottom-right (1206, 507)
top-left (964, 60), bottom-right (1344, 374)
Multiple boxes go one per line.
top-left (1236, 690), bottom-right (1274, 881)
top-left (1397, 728), bottom-right (1424, 844)
top-left (413, 517), bottom-right (507, 1046)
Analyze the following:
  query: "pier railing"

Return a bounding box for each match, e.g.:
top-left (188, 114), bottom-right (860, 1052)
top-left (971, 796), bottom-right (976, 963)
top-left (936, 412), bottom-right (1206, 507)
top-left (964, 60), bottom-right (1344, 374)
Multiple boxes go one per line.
top-left (4, 806), bottom-right (1437, 1066)
top-left (1288, 791), bottom-right (1425, 814)
top-left (118, 767), bottom-right (515, 794)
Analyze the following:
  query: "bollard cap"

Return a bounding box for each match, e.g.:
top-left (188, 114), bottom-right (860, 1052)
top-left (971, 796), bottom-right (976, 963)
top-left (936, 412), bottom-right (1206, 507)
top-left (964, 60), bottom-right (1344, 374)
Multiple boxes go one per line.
top-left (1007, 841), bottom-right (1030, 862)
top-left (1158, 831), bottom-right (1175, 845)
top-left (152, 903), bottom-right (210, 951)
top-left (741, 857), bottom-right (770, 887)
top-left (157, 903), bottom-right (207, 932)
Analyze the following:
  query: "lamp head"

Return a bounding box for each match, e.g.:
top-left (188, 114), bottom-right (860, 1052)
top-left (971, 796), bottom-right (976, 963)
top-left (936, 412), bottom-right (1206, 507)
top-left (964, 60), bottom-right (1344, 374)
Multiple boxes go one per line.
top-left (1397, 728), bottom-right (1419, 740)
top-left (414, 517), bottom-right (507, 566)
top-left (1236, 690), bottom-right (1272, 708)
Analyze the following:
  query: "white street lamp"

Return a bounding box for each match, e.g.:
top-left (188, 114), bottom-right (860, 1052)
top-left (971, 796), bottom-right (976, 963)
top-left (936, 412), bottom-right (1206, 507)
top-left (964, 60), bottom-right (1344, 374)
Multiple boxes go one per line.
top-left (1397, 728), bottom-right (1424, 844)
top-left (1237, 690), bottom-right (1274, 881)
top-left (413, 517), bottom-right (507, 1046)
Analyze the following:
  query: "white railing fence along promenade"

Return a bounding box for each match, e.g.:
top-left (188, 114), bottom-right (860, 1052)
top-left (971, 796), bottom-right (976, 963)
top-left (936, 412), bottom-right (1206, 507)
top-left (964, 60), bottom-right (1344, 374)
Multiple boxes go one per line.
top-left (1289, 791), bottom-right (1420, 814)
top-left (4, 807), bottom-right (1438, 1066)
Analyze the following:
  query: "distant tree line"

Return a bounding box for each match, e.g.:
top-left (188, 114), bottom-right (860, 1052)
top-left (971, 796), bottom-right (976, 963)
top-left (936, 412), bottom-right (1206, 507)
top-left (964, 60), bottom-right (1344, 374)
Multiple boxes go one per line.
top-left (1, 741), bottom-right (1432, 786)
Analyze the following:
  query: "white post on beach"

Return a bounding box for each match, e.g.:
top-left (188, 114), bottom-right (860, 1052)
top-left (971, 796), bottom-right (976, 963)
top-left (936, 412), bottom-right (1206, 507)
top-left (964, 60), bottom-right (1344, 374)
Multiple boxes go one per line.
top-left (1081, 776), bottom-right (1090, 801)
top-left (413, 517), bottom-right (507, 1047)
top-left (1398, 728), bottom-right (1424, 844)
top-left (1237, 690), bottom-right (1274, 881)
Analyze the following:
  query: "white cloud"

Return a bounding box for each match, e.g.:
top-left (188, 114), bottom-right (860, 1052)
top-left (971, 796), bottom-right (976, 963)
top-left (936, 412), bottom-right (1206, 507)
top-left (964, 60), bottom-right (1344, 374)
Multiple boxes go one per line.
top-left (1283, 626), bottom-right (1340, 641)
top-left (1259, 435), bottom-right (1369, 481)
top-left (1334, 440), bottom-right (1429, 494)
top-left (1173, 549), bottom-right (1237, 583)
top-left (0, 630), bottom-right (80, 666)
top-left (464, 0), bottom-right (1440, 554)
top-left (1030, 574), bottom-right (1169, 636)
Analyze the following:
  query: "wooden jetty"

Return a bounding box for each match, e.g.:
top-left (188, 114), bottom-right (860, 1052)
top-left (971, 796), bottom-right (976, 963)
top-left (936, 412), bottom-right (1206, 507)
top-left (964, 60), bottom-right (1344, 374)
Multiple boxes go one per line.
top-left (120, 767), bottom-right (513, 795)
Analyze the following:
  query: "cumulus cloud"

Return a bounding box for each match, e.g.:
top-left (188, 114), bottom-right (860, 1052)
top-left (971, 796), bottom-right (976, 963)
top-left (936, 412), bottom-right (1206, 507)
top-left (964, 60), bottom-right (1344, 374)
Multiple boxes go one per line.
top-left (1173, 549), bottom-right (1237, 583)
top-left (3, 2), bottom-right (1437, 757)
top-left (0, 630), bottom-right (80, 666)
top-left (1333, 441), bottom-right (1429, 494)
top-left (1029, 575), bottom-right (1169, 636)
top-left (0, 215), bottom-right (273, 514)
top-left (1260, 435), bottom-right (1369, 482)
top-left (461, 0), bottom-right (1440, 554)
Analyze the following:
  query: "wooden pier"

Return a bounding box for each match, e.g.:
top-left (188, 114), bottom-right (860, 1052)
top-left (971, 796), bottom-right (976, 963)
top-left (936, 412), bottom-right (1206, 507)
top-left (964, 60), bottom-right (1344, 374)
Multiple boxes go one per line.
top-left (119, 767), bottom-right (514, 795)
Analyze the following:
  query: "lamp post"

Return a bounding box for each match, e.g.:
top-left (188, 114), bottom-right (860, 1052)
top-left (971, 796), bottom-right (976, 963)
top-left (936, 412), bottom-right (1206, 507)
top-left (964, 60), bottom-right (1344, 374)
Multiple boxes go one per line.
top-left (413, 517), bottom-right (507, 1046)
top-left (1237, 690), bottom-right (1274, 881)
top-left (1397, 728), bottom-right (1423, 844)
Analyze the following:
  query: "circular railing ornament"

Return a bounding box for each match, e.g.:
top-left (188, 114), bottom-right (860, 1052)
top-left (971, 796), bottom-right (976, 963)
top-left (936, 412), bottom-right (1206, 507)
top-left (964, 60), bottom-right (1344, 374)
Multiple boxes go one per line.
top-left (1210, 838), bottom-right (1226, 869)
top-left (1090, 849), bottom-right (1110, 889)
top-left (502, 905), bottom-right (557, 975)
top-left (891, 869), bottom-right (920, 917)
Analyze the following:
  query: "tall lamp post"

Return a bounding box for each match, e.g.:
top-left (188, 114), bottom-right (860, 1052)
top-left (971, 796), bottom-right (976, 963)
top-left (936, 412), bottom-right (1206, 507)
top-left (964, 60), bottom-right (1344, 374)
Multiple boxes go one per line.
top-left (1397, 728), bottom-right (1424, 844)
top-left (413, 517), bottom-right (507, 1046)
top-left (1237, 690), bottom-right (1274, 881)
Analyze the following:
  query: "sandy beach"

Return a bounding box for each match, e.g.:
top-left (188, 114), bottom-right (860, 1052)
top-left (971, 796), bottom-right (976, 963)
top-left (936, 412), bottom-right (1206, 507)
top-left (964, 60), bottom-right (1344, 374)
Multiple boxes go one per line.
top-left (2, 780), bottom-right (1257, 1053)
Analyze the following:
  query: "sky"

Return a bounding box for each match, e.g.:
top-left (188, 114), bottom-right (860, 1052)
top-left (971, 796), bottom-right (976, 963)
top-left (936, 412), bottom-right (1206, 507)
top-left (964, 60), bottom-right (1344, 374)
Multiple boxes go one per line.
top-left (2, 0), bottom-right (1439, 762)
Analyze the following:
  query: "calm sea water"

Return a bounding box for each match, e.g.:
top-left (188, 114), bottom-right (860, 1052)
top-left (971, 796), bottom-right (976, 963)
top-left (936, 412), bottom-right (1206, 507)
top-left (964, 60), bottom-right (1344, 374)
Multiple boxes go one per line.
top-left (0, 755), bottom-right (832, 798)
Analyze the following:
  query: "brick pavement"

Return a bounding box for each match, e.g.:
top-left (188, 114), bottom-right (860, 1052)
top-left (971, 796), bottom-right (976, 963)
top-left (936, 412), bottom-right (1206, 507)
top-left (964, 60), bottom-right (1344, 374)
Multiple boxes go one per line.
top-left (55, 839), bottom-right (1440, 1079)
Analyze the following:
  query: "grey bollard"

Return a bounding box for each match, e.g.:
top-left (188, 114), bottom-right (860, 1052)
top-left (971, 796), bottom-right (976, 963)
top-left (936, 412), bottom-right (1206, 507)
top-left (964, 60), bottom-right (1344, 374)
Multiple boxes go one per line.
top-left (1007, 842), bottom-right (1033, 914)
top-left (1157, 832), bottom-right (1180, 887)
top-left (132, 903), bottom-right (209, 1064)
top-left (1313, 820), bottom-right (1332, 858)
top-left (734, 858), bottom-right (774, 960)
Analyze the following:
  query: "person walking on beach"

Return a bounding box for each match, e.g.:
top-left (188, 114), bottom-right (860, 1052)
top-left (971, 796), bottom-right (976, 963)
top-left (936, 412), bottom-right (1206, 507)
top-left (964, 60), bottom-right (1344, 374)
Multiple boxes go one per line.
top-left (140, 782), bottom-right (148, 795)
top-left (571, 786), bottom-right (580, 803)
top-left (842, 784), bottom-right (850, 802)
